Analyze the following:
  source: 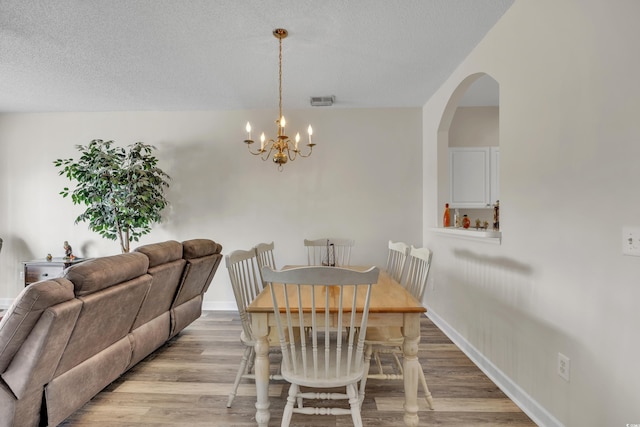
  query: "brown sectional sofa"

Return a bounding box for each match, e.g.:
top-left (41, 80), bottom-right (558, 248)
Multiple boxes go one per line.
top-left (0, 238), bottom-right (223, 426)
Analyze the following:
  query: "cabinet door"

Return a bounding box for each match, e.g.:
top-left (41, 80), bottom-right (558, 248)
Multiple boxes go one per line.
top-left (449, 147), bottom-right (491, 208)
top-left (490, 147), bottom-right (500, 205)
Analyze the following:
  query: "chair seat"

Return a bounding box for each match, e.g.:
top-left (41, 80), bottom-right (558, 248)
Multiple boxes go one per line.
top-left (281, 343), bottom-right (366, 388)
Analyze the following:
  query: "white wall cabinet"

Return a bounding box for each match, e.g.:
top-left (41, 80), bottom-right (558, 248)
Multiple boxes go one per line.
top-left (449, 147), bottom-right (499, 208)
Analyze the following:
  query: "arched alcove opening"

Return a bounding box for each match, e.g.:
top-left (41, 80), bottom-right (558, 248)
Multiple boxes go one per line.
top-left (437, 73), bottom-right (500, 232)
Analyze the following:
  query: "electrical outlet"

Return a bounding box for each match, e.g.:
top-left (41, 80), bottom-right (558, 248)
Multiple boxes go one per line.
top-left (557, 353), bottom-right (570, 382)
top-left (622, 227), bottom-right (640, 256)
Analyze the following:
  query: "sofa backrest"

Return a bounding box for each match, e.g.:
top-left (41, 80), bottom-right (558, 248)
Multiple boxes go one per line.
top-left (0, 277), bottom-right (83, 420)
top-left (54, 252), bottom-right (151, 376)
top-left (173, 239), bottom-right (223, 307)
top-left (3, 298), bottom-right (82, 402)
top-left (132, 240), bottom-right (186, 329)
top-left (0, 278), bottom-right (75, 373)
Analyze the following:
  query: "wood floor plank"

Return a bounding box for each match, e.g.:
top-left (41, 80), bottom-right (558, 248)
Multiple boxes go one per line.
top-left (59, 311), bottom-right (537, 426)
top-left (114, 380), bottom-right (284, 397)
top-left (375, 397), bottom-right (522, 412)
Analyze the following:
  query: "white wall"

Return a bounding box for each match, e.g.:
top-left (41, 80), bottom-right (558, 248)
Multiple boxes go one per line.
top-left (0, 107), bottom-right (423, 307)
top-left (449, 106), bottom-right (499, 148)
top-left (423, 1), bottom-right (640, 426)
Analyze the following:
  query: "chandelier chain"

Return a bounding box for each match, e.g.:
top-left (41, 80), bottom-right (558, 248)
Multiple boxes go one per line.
top-left (278, 35), bottom-right (283, 123)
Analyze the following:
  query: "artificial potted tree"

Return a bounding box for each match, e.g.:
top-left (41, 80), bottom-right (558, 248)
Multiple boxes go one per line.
top-left (54, 139), bottom-right (171, 253)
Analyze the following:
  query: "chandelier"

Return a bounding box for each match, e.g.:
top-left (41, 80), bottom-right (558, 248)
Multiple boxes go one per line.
top-left (243, 28), bottom-right (315, 171)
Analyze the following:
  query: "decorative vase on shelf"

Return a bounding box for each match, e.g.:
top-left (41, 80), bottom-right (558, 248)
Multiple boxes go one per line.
top-left (443, 203), bottom-right (451, 228)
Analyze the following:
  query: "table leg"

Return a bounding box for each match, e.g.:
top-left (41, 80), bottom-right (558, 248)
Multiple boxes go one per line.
top-left (402, 313), bottom-right (421, 427)
top-left (253, 314), bottom-right (271, 427)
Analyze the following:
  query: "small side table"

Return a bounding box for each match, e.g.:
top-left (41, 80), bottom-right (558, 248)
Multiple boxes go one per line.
top-left (23, 257), bottom-right (87, 287)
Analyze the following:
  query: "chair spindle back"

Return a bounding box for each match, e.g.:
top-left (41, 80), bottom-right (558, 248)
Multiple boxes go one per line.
top-left (403, 246), bottom-right (433, 302)
top-left (386, 240), bottom-right (410, 283)
top-left (225, 249), bottom-right (264, 340)
top-left (304, 238), bottom-right (355, 267)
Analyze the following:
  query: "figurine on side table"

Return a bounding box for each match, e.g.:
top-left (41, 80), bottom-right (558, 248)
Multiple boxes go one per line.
top-left (63, 241), bottom-right (74, 260)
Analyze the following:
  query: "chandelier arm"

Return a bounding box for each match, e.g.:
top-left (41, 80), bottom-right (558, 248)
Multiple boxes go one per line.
top-left (297, 144), bottom-right (315, 158)
top-left (260, 140), bottom-right (277, 161)
top-left (246, 142), bottom-right (264, 156)
top-left (287, 145), bottom-right (297, 161)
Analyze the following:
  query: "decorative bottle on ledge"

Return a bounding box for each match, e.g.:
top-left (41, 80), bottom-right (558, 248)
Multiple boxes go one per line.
top-left (443, 203), bottom-right (451, 228)
top-left (462, 214), bottom-right (471, 229)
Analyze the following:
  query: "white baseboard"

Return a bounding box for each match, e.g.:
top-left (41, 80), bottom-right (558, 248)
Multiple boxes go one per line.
top-left (425, 306), bottom-right (563, 427)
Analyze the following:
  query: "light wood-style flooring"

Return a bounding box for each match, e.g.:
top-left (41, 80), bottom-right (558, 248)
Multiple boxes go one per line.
top-left (60, 311), bottom-right (537, 426)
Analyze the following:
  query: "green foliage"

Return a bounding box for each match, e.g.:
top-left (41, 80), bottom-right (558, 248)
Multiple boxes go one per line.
top-left (54, 139), bottom-right (171, 253)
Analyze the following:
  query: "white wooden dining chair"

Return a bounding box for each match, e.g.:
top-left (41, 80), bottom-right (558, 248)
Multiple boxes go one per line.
top-left (403, 246), bottom-right (433, 304)
top-left (225, 248), bottom-right (283, 408)
top-left (304, 238), bottom-right (355, 267)
top-left (261, 265), bottom-right (379, 427)
top-left (386, 240), bottom-right (410, 283)
top-left (359, 245), bottom-right (434, 409)
top-left (254, 241), bottom-right (277, 285)
top-left (255, 241), bottom-right (276, 271)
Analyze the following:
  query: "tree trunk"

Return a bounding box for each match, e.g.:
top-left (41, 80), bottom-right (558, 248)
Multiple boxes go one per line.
top-left (121, 228), bottom-right (130, 253)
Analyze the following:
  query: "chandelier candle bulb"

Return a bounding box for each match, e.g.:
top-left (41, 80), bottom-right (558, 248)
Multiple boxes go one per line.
top-left (295, 133), bottom-right (300, 150)
top-left (260, 133), bottom-right (265, 151)
top-left (245, 122), bottom-right (252, 141)
top-left (308, 125), bottom-right (313, 144)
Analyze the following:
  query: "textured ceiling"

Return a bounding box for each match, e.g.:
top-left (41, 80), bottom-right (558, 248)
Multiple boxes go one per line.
top-left (0, 0), bottom-right (512, 112)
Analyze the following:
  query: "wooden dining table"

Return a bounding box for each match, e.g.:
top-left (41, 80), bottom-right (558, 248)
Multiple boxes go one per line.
top-left (247, 266), bottom-right (427, 427)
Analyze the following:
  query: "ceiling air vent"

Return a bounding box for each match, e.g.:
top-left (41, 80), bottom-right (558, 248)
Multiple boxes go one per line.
top-left (310, 96), bottom-right (335, 107)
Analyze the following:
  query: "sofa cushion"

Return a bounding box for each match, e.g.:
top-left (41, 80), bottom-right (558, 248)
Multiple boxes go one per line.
top-left (53, 273), bottom-right (152, 376)
top-left (131, 259), bottom-right (186, 329)
top-left (2, 298), bottom-right (82, 399)
top-left (182, 239), bottom-right (222, 259)
top-left (64, 252), bottom-right (149, 297)
top-left (46, 337), bottom-right (132, 427)
top-left (134, 240), bottom-right (183, 267)
top-left (0, 278), bottom-right (74, 372)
